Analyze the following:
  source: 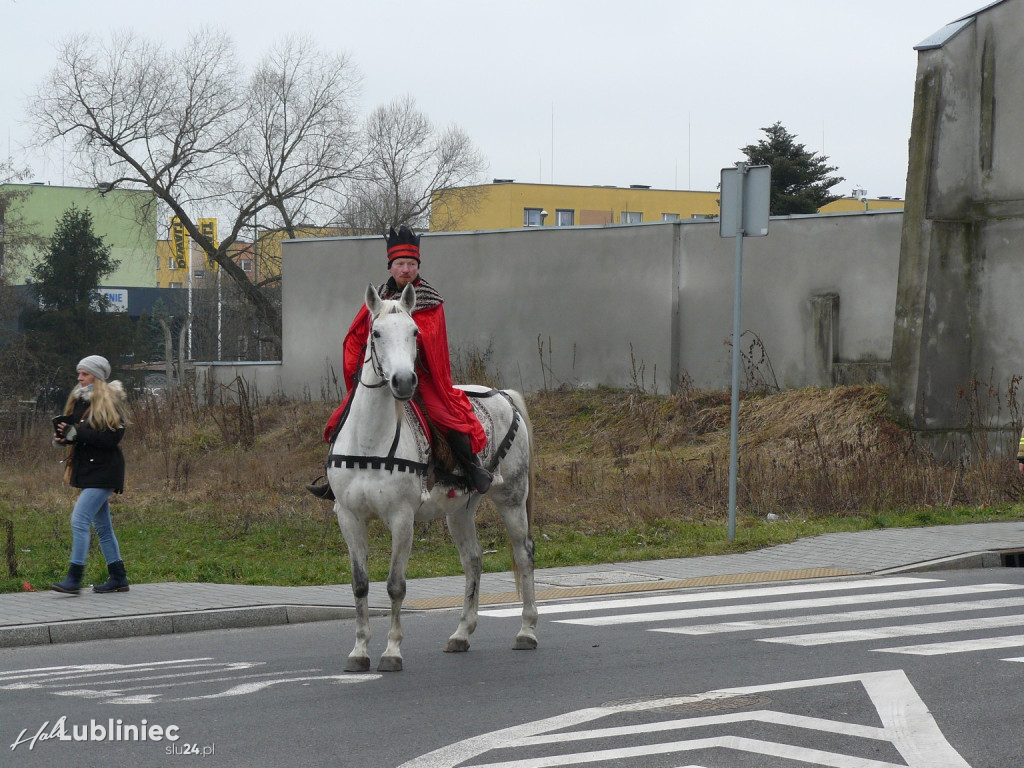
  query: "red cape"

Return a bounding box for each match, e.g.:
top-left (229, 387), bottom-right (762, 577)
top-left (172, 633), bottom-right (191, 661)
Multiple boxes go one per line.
top-left (323, 293), bottom-right (486, 453)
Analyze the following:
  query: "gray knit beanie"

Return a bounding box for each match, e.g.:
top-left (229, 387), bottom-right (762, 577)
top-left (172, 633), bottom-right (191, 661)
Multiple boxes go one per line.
top-left (77, 355), bottom-right (111, 382)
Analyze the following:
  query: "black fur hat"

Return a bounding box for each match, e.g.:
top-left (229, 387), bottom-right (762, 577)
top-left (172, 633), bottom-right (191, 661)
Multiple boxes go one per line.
top-left (386, 226), bottom-right (421, 263)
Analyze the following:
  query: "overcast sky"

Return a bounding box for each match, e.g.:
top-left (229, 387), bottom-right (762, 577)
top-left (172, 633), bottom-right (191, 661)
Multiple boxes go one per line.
top-left (1, 0), bottom-right (978, 199)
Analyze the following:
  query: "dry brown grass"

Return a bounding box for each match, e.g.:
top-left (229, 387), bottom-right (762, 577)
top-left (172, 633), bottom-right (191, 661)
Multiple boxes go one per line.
top-left (3, 383), bottom-right (1023, 532)
top-left (527, 384), bottom-right (1024, 529)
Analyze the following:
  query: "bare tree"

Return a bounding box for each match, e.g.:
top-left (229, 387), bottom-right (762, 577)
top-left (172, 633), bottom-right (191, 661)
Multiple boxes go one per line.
top-left (28, 30), bottom-right (363, 350)
top-left (339, 95), bottom-right (486, 233)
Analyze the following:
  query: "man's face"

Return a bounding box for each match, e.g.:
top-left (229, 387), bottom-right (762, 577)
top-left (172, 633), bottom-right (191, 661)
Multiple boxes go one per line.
top-left (389, 257), bottom-right (419, 287)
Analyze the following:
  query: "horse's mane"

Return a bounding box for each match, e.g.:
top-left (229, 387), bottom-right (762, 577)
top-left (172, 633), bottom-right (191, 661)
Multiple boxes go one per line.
top-left (377, 299), bottom-right (410, 317)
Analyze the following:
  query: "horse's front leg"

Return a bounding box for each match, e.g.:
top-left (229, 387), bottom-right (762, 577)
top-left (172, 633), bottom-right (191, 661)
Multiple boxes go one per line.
top-left (336, 510), bottom-right (373, 673)
top-left (378, 513), bottom-right (414, 672)
top-left (444, 500), bottom-right (483, 653)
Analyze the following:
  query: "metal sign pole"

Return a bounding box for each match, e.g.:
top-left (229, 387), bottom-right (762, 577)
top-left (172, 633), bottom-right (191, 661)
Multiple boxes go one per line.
top-left (727, 162), bottom-right (747, 542)
top-left (719, 161), bottom-right (770, 542)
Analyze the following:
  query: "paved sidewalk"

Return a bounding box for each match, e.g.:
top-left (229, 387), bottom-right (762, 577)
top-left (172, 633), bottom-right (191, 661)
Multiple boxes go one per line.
top-left (3, 521), bottom-right (1024, 648)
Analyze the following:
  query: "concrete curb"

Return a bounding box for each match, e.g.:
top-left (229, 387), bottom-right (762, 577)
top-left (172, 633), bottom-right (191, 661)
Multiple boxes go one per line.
top-left (874, 550), bottom-right (1004, 574)
top-left (0, 605), bottom-right (370, 648)
top-left (3, 533), bottom-right (1020, 649)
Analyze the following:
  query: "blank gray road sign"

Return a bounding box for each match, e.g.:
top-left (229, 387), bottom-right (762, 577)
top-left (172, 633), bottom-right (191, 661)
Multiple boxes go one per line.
top-left (720, 164), bottom-right (771, 237)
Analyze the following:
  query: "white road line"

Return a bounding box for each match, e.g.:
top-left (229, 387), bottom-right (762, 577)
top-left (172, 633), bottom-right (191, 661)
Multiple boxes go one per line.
top-left (0, 658), bottom-right (214, 683)
top-left (554, 584), bottom-right (1023, 626)
top-left (1, 662), bottom-right (260, 689)
top-left (57, 671), bottom-right (376, 708)
top-left (52, 668), bottom-right (326, 697)
top-left (458, 736), bottom-right (909, 768)
top-left (875, 634), bottom-right (1024, 656)
top-left (398, 670), bottom-right (970, 768)
top-left (760, 614), bottom-right (1024, 646)
top-left (653, 596), bottom-right (1024, 635)
top-left (478, 576), bottom-right (936, 618)
top-left (510, 710), bottom-right (889, 745)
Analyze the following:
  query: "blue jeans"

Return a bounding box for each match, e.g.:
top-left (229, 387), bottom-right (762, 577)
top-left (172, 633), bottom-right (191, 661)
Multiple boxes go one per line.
top-left (69, 488), bottom-right (122, 566)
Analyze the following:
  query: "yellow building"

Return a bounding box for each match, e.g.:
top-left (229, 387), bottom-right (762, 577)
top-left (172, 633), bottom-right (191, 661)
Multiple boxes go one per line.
top-left (430, 181), bottom-right (903, 231)
top-left (818, 196), bottom-right (905, 213)
top-left (156, 238), bottom-right (255, 288)
top-left (431, 181), bottom-right (719, 231)
top-left (255, 226), bottom-right (348, 285)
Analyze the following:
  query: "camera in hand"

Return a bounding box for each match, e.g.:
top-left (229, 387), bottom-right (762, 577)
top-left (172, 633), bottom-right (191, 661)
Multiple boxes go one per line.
top-left (52, 415), bottom-right (76, 430)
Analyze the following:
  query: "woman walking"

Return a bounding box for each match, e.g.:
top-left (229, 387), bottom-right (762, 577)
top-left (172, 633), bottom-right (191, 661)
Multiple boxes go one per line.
top-left (51, 355), bottom-right (130, 595)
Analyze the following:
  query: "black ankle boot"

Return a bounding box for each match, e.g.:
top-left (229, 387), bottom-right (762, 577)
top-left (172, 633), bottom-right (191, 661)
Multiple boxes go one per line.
top-left (448, 432), bottom-right (492, 494)
top-left (466, 456), bottom-right (492, 495)
top-left (93, 560), bottom-right (130, 593)
top-left (52, 563), bottom-right (85, 595)
top-left (305, 477), bottom-right (335, 500)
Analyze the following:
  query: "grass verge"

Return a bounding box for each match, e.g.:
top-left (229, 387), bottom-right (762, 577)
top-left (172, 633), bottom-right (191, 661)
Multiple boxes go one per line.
top-left (2, 384), bottom-right (1024, 593)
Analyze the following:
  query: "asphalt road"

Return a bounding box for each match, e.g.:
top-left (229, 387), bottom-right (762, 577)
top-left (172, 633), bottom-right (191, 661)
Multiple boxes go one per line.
top-left (3, 568), bottom-right (1022, 767)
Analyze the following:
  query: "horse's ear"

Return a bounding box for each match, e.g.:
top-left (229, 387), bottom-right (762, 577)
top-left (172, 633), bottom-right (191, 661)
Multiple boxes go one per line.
top-left (365, 283), bottom-right (382, 315)
top-left (399, 283), bottom-right (416, 314)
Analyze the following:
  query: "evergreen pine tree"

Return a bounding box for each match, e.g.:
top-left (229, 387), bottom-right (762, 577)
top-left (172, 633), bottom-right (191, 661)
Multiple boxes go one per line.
top-left (741, 122), bottom-right (844, 215)
top-left (22, 206), bottom-right (131, 386)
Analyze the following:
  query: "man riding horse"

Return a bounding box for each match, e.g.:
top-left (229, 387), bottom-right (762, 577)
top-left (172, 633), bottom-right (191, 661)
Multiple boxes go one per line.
top-left (307, 226), bottom-right (491, 499)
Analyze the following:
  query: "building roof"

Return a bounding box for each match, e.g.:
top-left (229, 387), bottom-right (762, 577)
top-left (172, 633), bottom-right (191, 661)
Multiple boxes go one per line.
top-left (914, 0), bottom-right (1008, 50)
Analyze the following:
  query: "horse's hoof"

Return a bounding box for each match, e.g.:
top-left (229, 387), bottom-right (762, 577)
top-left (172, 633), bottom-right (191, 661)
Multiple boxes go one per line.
top-left (344, 656), bottom-right (371, 673)
top-left (377, 655), bottom-right (403, 672)
top-left (512, 634), bottom-right (538, 650)
top-left (444, 637), bottom-right (470, 653)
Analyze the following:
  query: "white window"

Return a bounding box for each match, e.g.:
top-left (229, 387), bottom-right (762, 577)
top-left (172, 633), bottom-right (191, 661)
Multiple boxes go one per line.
top-left (555, 209), bottom-right (574, 226)
top-left (240, 258), bottom-right (253, 272)
top-left (169, 281), bottom-right (183, 289)
top-left (168, 256), bottom-right (178, 270)
top-left (661, 213), bottom-right (680, 222)
top-left (620, 211), bottom-right (642, 224)
top-left (523, 208), bottom-right (544, 227)
top-left (193, 270), bottom-right (205, 280)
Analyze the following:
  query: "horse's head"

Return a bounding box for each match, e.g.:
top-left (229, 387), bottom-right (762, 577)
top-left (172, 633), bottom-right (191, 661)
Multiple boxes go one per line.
top-left (365, 283), bottom-right (419, 401)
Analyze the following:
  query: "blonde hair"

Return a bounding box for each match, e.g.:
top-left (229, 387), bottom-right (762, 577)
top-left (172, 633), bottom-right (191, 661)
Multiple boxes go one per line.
top-left (63, 379), bottom-right (127, 431)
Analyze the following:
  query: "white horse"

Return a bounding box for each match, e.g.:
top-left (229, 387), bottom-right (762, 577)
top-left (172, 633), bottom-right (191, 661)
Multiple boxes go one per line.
top-left (328, 283), bottom-right (538, 672)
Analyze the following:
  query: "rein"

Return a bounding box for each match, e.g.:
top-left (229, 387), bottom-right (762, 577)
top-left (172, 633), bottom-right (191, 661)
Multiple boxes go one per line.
top-left (357, 320), bottom-right (388, 389)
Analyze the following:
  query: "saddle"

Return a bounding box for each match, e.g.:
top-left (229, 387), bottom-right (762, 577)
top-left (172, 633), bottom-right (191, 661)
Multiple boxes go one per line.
top-left (327, 389), bottom-right (520, 495)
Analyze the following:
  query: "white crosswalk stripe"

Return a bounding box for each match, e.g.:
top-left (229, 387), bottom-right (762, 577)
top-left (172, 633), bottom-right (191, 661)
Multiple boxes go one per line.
top-left (496, 576), bottom-right (1024, 661)
top-left (479, 576), bottom-right (936, 618)
top-left (551, 583), bottom-right (1022, 626)
top-left (875, 635), bottom-right (1024, 656)
top-left (654, 595), bottom-right (1024, 635)
top-left (759, 613), bottom-right (1024, 646)
top-left (408, 577), bottom-right (1013, 766)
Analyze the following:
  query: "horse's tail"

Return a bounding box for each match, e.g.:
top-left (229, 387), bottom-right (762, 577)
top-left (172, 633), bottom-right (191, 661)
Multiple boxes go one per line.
top-left (504, 389), bottom-right (534, 598)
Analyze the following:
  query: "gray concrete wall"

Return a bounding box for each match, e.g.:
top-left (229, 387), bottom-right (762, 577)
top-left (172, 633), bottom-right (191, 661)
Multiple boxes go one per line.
top-left (193, 361), bottom-right (284, 401)
top-left (676, 213), bottom-right (902, 391)
top-left (891, 0), bottom-right (1024, 435)
top-left (279, 224), bottom-right (678, 396)
top-left (257, 212), bottom-right (902, 402)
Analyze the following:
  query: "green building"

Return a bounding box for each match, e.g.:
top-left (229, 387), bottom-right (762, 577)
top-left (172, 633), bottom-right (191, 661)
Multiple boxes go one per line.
top-left (0, 183), bottom-right (157, 290)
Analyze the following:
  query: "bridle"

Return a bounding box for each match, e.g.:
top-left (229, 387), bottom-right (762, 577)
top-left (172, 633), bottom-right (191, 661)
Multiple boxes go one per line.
top-left (358, 318), bottom-right (388, 389)
top-left (358, 314), bottom-right (418, 391)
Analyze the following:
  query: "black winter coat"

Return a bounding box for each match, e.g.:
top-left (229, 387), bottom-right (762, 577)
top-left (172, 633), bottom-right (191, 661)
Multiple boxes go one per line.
top-left (68, 397), bottom-right (126, 493)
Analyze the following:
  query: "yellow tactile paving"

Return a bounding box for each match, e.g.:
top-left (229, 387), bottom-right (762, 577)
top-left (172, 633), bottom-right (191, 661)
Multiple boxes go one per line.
top-left (403, 567), bottom-right (856, 610)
